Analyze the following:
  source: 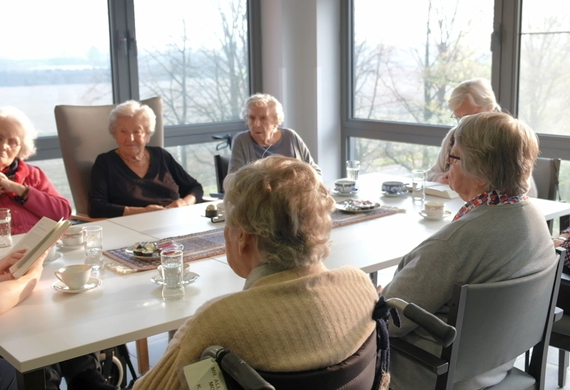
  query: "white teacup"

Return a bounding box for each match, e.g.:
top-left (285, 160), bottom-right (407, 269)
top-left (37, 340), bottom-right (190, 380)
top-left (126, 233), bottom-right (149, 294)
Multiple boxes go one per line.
top-left (61, 226), bottom-right (84, 246)
top-left (54, 264), bottom-right (92, 290)
top-left (335, 180), bottom-right (357, 194)
top-left (424, 201), bottom-right (445, 218)
top-left (45, 245), bottom-right (58, 262)
top-left (157, 263), bottom-right (190, 279)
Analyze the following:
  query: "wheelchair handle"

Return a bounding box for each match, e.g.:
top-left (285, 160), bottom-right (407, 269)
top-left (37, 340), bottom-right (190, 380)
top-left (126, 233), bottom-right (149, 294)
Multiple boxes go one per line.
top-left (202, 346), bottom-right (275, 390)
top-left (386, 298), bottom-right (457, 348)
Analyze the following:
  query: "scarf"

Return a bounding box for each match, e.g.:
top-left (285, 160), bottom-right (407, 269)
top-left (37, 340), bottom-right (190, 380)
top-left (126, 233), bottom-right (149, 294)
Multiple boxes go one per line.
top-left (453, 190), bottom-right (528, 221)
top-left (1, 158), bottom-right (31, 200)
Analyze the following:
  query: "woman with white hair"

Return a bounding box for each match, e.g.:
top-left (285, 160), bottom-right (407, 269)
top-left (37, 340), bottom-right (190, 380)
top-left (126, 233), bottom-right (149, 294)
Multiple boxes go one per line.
top-left (381, 112), bottom-right (555, 389)
top-left (133, 156), bottom-right (378, 390)
top-left (0, 107), bottom-right (71, 234)
top-left (229, 93), bottom-right (321, 174)
top-left (427, 78), bottom-right (500, 184)
top-left (88, 100), bottom-right (203, 218)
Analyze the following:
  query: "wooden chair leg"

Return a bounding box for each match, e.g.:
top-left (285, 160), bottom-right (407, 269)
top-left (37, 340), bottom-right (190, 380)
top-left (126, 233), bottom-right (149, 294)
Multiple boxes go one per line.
top-left (136, 338), bottom-right (150, 374)
top-left (560, 349), bottom-right (569, 388)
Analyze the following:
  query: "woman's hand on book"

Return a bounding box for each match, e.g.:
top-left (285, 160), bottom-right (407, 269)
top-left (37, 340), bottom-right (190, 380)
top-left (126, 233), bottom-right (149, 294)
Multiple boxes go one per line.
top-left (0, 250), bottom-right (26, 281)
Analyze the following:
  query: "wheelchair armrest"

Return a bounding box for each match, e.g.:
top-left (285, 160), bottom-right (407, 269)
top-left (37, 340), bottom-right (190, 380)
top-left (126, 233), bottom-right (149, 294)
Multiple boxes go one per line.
top-left (389, 338), bottom-right (449, 375)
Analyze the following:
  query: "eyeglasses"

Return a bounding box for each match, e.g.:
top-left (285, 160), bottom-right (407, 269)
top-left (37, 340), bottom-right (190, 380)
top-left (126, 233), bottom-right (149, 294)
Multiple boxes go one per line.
top-left (447, 153), bottom-right (461, 165)
top-left (450, 113), bottom-right (462, 121)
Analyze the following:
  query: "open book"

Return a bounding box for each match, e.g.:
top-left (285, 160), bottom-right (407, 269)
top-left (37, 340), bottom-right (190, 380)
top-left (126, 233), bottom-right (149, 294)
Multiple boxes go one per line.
top-left (425, 184), bottom-right (459, 199)
top-left (8, 217), bottom-right (71, 278)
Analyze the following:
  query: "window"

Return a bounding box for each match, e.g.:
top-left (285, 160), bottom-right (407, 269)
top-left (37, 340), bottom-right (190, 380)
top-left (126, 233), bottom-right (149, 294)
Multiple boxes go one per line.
top-left (519, 0), bottom-right (570, 136)
top-left (135, 0), bottom-right (250, 126)
top-left (352, 0), bottom-right (493, 127)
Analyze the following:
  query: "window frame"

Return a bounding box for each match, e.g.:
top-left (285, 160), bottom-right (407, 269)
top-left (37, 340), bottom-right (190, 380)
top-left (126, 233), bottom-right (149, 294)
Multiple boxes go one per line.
top-left (29, 0), bottom-right (261, 162)
top-left (340, 0), bottom-right (570, 176)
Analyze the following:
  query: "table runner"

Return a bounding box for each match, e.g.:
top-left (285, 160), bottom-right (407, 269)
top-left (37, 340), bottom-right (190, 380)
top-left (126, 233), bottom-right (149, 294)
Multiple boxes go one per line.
top-left (103, 207), bottom-right (398, 271)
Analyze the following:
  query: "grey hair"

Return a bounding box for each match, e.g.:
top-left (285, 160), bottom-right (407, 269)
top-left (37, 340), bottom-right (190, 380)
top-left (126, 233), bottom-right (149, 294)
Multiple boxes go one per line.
top-left (242, 93), bottom-right (285, 126)
top-left (448, 78), bottom-right (501, 113)
top-left (108, 100), bottom-right (156, 136)
top-left (0, 106), bottom-right (37, 160)
top-left (453, 112), bottom-right (539, 195)
top-left (223, 156), bottom-right (335, 268)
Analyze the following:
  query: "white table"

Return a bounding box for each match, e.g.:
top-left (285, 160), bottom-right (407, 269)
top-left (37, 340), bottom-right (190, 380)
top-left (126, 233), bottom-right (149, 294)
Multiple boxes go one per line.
top-left (3, 173), bottom-right (570, 388)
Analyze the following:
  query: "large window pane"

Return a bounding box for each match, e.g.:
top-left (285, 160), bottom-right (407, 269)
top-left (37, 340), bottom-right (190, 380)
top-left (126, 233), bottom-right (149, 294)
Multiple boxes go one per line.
top-left (165, 142), bottom-right (231, 196)
top-left (351, 138), bottom-right (440, 175)
top-left (0, 1), bottom-right (112, 136)
top-left (352, 0), bottom-right (493, 126)
top-left (519, 1), bottom-right (570, 136)
top-left (135, 0), bottom-right (250, 126)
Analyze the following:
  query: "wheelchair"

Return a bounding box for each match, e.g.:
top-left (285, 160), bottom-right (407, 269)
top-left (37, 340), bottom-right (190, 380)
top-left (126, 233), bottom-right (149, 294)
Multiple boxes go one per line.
top-left (199, 297), bottom-right (455, 390)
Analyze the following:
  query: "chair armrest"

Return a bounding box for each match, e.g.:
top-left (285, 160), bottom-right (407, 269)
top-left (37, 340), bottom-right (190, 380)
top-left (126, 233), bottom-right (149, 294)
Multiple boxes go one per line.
top-left (555, 307), bottom-right (564, 322)
top-left (389, 338), bottom-right (449, 375)
top-left (69, 213), bottom-right (106, 223)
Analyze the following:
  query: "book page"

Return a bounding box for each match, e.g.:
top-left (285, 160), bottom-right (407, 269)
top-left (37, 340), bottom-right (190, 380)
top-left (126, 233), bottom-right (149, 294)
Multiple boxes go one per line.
top-left (10, 217), bottom-right (59, 253)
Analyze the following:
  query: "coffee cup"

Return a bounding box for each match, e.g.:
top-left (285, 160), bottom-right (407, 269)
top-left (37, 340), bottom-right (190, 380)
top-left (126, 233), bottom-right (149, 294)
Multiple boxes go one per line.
top-left (54, 264), bottom-right (92, 290)
top-left (335, 180), bottom-right (357, 194)
top-left (45, 245), bottom-right (58, 262)
top-left (61, 226), bottom-right (84, 246)
top-left (382, 181), bottom-right (405, 194)
top-left (424, 201), bottom-right (445, 218)
top-left (157, 263), bottom-right (190, 279)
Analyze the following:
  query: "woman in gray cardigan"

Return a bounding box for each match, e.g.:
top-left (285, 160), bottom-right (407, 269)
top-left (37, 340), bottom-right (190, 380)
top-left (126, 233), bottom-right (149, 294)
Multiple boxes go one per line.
top-left (381, 112), bottom-right (556, 390)
top-left (229, 93), bottom-right (321, 175)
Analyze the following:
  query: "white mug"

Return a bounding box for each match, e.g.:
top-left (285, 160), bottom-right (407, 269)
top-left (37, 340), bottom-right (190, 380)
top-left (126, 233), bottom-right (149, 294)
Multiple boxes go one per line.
top-left (424, 201), bottom-right (445, 217)
top-left (54, 264), bottom-right (92, 290)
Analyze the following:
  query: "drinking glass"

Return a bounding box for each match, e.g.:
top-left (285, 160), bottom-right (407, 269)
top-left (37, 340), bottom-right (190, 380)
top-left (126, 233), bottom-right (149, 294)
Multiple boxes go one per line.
top-left (83, 226), bottom-right (103, 271)
top-left (0, 209), bottom-right (12, 248)
top-left (161, 250), bottom-right (185, 301)
top-left (411, 169), bottom-right (427, 201)
top-left (346, 160), bottom-right (360, 182)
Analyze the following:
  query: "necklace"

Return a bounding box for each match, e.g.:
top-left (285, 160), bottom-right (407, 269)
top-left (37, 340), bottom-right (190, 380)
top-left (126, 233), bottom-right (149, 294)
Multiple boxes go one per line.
top-left (117, 149), bottom-right (148, 165)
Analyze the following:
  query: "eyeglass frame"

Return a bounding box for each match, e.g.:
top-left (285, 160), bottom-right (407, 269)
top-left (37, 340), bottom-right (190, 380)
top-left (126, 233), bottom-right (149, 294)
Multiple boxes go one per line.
top-left (447, 153), bottom-right (461, 165)
top-left (0, 136), bottom-right (21, 149)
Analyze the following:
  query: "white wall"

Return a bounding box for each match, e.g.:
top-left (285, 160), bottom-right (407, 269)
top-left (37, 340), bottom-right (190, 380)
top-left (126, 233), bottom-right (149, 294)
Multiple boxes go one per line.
top-left (260, 0), bottom-right (341, 182)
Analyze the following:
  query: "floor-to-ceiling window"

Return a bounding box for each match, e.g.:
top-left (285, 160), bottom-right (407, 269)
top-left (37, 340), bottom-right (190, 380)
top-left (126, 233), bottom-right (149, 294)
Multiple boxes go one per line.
top-left (0, 0), bottom-right (260, 210)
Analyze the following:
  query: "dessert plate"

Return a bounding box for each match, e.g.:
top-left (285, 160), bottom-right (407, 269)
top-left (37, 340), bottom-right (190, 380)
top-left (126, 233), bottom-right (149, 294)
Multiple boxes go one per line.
top-left (335, 202), bottom-right (381, 213)
top-left (151, 271), bottom-right (200, 286)
top-left (418, 210), bottom-right (452, 220)
top-left (52, 277), bottom-right (102, 294)
top-left (125, 242), bottom-right (184, 259)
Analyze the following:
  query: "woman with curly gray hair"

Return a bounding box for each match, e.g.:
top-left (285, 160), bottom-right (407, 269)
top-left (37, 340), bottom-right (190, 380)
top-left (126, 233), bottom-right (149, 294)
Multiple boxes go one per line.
top-left (229, 93), bottom-right (321, 175)
top-left (133, 156), bottom-right (378, 390)
top-left (0, 107), bottom-right (70, 234)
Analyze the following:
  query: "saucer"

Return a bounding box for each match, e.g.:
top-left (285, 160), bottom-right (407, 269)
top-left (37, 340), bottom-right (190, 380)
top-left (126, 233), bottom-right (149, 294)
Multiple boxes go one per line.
top-left (44, 251), bottom-right (63, 263)
top-left (419, 210), bottom-right (452, 220)
top-left (381, 189), bottom-right (408, 197)
top-left (335, 202), bottom-right (381, 213)
top-left (56, 240), bottom-right (83, 249)
top-left (151, 271), bottom-right (200, 286)
top-left (52, 277), bottom-right (102, 294)
top-left (332, 188), bottom-right (360, 197)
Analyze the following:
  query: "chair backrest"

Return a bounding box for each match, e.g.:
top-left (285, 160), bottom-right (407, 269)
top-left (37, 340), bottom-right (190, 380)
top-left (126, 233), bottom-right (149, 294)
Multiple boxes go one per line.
top-left (214, 154), bottom-right (230, 193)
top-left (533, 157), bottom-right (561, 201)
top-left (54, 97), bottom-right (164, 217)
top-left (440, 251), bottom-right (563, 388)
top-left (215, 330), bottom-right (378, 390)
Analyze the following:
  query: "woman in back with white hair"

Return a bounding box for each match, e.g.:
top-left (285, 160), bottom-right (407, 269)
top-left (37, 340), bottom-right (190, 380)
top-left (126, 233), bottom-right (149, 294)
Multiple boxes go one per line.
top-left (427, 78), bottom-right (500, 184)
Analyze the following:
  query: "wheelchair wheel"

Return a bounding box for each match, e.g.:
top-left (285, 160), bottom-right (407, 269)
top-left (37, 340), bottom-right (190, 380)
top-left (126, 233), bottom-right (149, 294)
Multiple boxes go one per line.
top-left (101, 348), bottom-right (127, 388)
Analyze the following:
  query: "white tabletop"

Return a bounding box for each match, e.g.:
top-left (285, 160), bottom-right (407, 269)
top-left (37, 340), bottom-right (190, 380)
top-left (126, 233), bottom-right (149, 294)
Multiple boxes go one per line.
top-left (2, 172), bottom-right (570, 375)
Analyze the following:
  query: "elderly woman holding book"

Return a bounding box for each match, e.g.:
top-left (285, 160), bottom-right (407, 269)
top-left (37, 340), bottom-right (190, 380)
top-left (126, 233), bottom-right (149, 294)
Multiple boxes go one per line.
top-left (381, 112), bottom-right (556, 389)
top-left (0, 107), bottom-right (71, 234)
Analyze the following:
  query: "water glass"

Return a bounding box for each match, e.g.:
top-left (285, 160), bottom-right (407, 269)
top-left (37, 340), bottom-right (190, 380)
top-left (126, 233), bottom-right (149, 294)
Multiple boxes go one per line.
top-left (346, 160), bottom-right (360, 182)
top-left (411, 169), bottom-right (427, 201)
top-left (83, 226), bottom-right (103, 271)
top-left (0, 209), bottom-right (12, 248)
top-left (161, 250), bottom-right (185, 301)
